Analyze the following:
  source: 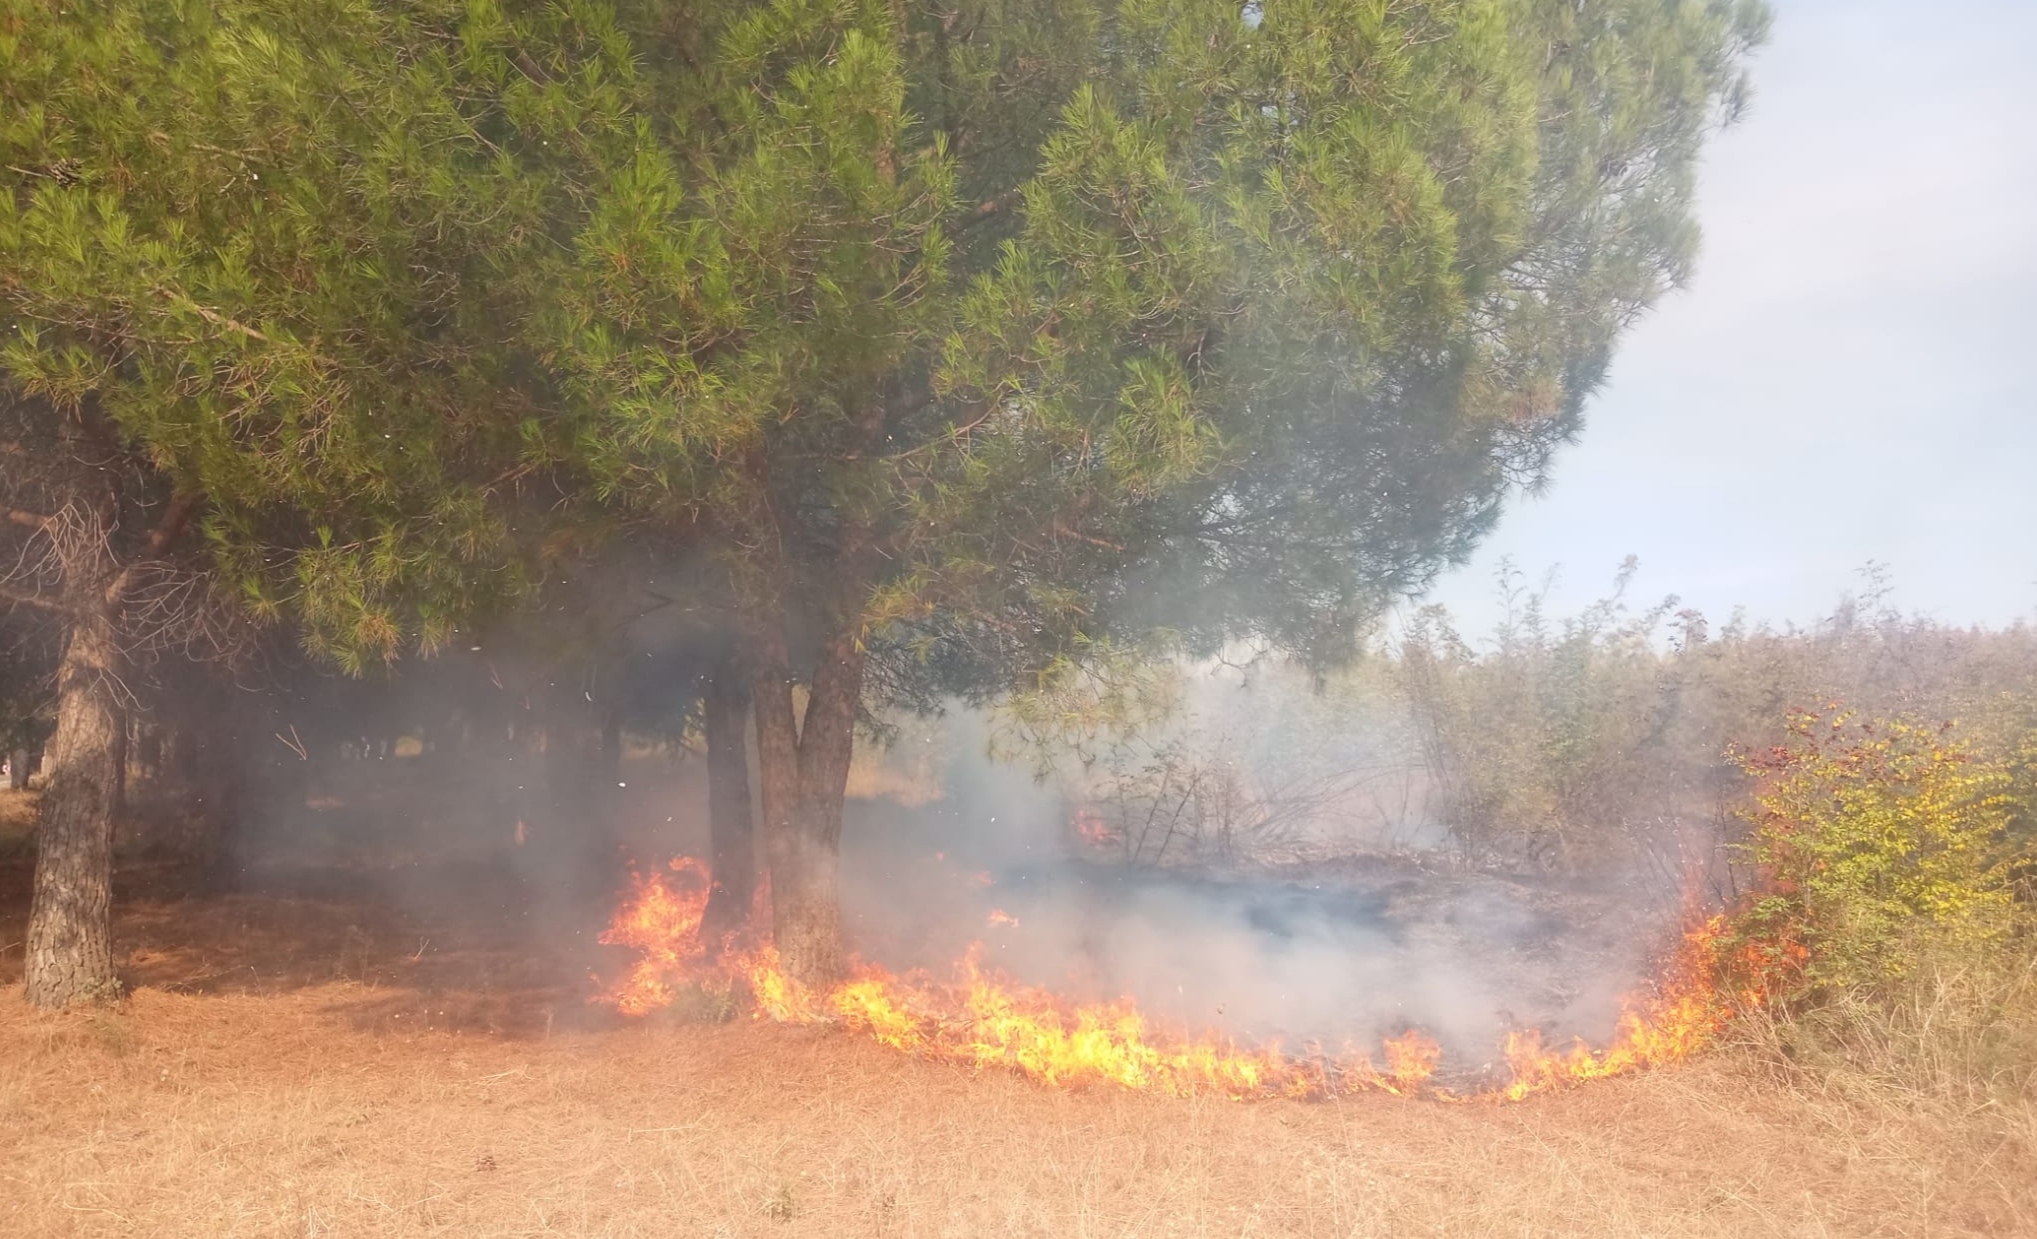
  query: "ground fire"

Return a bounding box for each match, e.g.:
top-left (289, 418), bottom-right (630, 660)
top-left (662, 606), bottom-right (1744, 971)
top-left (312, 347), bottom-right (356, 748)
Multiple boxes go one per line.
top-left (596, 855), bottom-right (1779, 1102)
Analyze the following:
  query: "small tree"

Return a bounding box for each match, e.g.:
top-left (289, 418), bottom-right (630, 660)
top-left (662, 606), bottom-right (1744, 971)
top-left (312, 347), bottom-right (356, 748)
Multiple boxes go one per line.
top-left (0, 388), bottom-right (235, 1004)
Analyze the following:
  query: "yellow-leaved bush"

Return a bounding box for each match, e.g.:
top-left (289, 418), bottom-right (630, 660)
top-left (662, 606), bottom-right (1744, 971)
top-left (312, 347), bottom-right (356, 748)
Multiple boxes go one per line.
top-left (1734, 710), bottom-right (2019, 997)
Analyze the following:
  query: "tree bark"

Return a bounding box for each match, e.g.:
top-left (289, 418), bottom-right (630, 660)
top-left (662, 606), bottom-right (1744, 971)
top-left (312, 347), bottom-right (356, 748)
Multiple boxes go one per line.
top-left (111, 713), bottom-right (129, 820)
top-left (7, 748), bottom-right (27, 791)
top-left (21, 486), bottom-right (196, 1006)
top-left (749, 608), bottom-right (867, 989)
top-left (749, 634), bottom-right (817, 976)
top-left (24, 611), bottom-right (127, 1007)
top-left (699, 659), bottom-right (756, 948)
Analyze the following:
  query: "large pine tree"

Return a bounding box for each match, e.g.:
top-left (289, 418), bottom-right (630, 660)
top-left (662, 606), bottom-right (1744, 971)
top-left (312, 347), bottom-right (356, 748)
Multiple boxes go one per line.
top-left (2, 0), bottom-right (1766, 998)
top-left (503, 0), bottom-right (1768, 983)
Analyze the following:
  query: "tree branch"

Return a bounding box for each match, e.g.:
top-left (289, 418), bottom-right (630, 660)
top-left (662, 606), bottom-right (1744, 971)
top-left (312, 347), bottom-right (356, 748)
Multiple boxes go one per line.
top-left (883, 403), bottom-right (995, 461)
top-left (159, 290), bottom-right (274, 344)
top-left (0, 583), bottom-right (77, 618)
top-left (102, 491), bottom-right (203, 612)
top-left (951, 190), bottom-right (1021, 234)
top-left (4, 506), bottom-right (54, 531)
top-left (142, 491), bottom-right (201, 559)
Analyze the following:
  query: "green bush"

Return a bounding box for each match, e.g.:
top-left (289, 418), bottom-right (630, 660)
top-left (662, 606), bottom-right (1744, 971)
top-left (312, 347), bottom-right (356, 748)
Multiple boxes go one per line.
top-left (1721, 710), bottom-right (2036, 1109)
top-left (1735, 711), bottom-right (2018, 995)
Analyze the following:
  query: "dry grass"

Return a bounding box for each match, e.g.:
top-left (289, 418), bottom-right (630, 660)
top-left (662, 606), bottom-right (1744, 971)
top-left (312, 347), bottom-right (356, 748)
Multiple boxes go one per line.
top-left (1729, 952), bottom-right (2037, 1123)
top-left (0, 833), bottom-right (2032, 1237)
top-left (4, 986), bottom-right (2033, 1239)
top-left (0, 787), bottom-right (34, 840)
top-left (0, 928), bottom-right (2030, 1233)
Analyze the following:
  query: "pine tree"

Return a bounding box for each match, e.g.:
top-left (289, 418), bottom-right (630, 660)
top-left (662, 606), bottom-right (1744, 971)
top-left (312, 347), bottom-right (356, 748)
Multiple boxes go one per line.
top-left (1, 0), bottom-right (575, 1004)
top-left (2, 0), bottom-right (1768, 993)
top-left (506, 0), bottom-right (1768, 982)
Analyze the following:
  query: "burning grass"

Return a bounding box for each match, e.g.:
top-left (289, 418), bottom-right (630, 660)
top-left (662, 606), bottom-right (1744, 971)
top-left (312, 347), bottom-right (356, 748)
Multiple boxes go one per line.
top-left (2, 852), bottom-right (2033, 1236)
top-left (595, 856), bottom-right (1763, 1103)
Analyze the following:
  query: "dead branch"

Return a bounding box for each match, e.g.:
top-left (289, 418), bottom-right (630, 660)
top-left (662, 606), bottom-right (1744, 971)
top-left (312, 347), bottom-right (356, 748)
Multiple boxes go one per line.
top-left (142, 491), bottom-right (201, 559)
top-left (0, 583), bottom-right (78, 617)
top-left (101, 490), bottom-right (201, 609)
top-left (117, 560), bottom-right (254, 665)
top-left (159, 290), bottom-right (274, 345)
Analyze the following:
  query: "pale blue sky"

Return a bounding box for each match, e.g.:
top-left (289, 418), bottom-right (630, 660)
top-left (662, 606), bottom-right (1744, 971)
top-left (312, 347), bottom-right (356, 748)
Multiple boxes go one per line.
top-left (1424, 0), bottom-right (2037, 632)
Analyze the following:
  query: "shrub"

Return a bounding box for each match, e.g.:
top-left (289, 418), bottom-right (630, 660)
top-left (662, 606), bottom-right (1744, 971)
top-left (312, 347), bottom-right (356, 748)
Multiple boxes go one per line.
top-left (1734, 711), bottom-right (2018, 996)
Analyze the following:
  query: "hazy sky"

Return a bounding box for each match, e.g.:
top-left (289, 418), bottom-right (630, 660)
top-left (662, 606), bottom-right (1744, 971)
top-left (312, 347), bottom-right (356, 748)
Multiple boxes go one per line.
top-left (1423, 0), bottom-right (2037, 633)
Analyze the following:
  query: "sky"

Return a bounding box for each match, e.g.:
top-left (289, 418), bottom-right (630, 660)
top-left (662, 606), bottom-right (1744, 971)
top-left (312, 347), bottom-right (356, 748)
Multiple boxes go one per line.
top-left (1422, 0), bottom-right (2037, 635)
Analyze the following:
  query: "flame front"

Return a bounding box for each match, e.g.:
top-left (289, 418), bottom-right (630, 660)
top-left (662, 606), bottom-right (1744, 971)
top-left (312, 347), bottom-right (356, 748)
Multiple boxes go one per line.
top-left (595, 856), bottom-right (1762, 1101)
top-left (596, 857), bottom-right (715, 1016)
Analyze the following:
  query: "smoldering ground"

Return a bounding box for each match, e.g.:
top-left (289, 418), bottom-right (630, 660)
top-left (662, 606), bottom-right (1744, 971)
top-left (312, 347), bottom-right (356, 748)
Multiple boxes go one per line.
top-left (832, 708), bottom-right (1674, 1074)
top-left (183, 635), bottom-right (1681, 1074)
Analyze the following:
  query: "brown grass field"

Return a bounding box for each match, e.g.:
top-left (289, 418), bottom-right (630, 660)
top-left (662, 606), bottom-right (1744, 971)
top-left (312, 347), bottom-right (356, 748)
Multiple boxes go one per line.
top-left (2, 787), bottom-right (2034, 1238)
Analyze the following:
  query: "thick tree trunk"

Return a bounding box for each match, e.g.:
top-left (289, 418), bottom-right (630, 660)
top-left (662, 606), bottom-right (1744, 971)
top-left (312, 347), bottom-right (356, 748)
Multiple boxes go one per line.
top-left (750, 643), bottom-right (818, 976)
top-left (7, 748), bottom-right (27, 791)
top-left (700, 661), bottom-right (756, 947)
top-left (111, 714), bottom-right (129, 819)
top-left (24, 614), bottom-right (127, 1008)
top-left (749, 612), bottom-right (867, 990)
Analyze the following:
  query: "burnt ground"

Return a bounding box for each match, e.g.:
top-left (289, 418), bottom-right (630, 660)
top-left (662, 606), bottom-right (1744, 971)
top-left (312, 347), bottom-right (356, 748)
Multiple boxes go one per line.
top-left (0, 782), bottom-right (1676, 1070)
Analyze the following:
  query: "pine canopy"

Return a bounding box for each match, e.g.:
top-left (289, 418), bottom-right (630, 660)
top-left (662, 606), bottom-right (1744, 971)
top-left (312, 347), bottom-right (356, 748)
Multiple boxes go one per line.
top-left (1, 0), bottom-right (1767, 678)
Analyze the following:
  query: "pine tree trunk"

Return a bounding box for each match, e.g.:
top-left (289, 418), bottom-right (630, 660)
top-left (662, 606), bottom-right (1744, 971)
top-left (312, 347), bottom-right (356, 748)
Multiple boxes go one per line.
top-left (134, 724), bottom-right (162, 783)
top-left (111, 713), bottom-right (129, 819)
top-left (592, 702), bottom-right (624, 872)
top-left (24, 612), bottom-right (127, 1008)
top-left (699, 661), bottom-right (756, 946)
top-left (533, 696), bottom-right (622, 905)
top-left (749, 616), bottom-right (866, 989)
top-left (750, 644), bottom-right (820, 978)
top-left (201, 755), bottom-right (246, 893)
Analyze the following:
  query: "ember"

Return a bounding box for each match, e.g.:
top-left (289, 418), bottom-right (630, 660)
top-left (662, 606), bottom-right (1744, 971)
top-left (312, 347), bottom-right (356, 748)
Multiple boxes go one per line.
top-left (1072, 807), bottom-right (1116, 850)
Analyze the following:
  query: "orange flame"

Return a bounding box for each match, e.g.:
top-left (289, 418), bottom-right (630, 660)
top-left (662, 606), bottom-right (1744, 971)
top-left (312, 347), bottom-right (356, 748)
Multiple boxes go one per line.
top-left (1491, 913), bottom-right (1805, 1101)
top-left (595, 857), bottom-right (713, 1016)
top-left (987, 908), bottom-right (1020, 928)
top-left (594, 856), bottom-right (1767, 1101)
